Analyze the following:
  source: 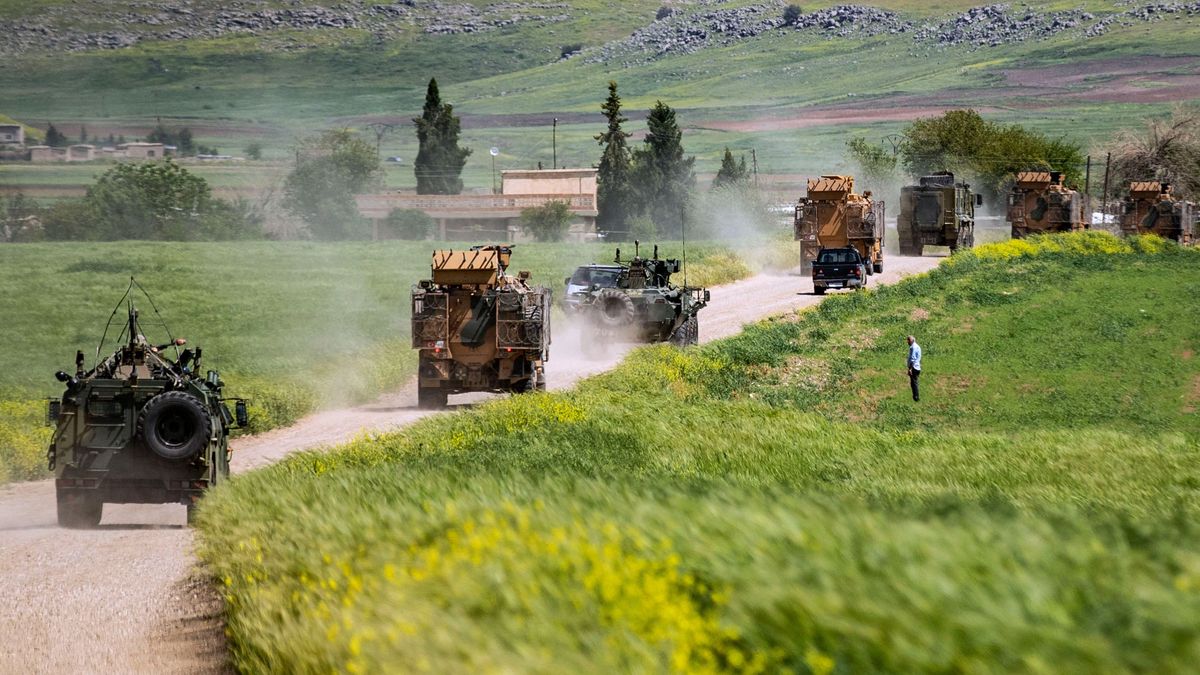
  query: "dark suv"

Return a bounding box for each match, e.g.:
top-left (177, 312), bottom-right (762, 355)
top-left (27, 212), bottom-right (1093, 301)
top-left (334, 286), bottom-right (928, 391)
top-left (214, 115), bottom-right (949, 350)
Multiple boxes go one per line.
top-left (811, 247), bottom-right (868, 295)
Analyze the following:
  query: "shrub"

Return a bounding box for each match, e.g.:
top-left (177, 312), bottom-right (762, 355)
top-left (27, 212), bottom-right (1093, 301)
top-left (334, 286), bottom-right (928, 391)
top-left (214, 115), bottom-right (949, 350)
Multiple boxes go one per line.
top-left (783, 4), bottom-right (803, 25)
top-left (383, 209), bottom-right (435, 240)
top-left (656, 6), bottom-right (674, 20)
top-left (521, 200), bottom-right (573, 242)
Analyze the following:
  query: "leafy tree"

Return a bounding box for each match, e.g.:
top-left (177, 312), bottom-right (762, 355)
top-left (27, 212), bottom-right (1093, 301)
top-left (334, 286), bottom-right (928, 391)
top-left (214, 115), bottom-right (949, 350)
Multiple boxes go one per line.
top-left (712, 147), bottom-right (751, 188)
top-left (384, 208), bottom-right (435, 240)
top-left (520, 200), bottom-right (573, 242)
top-left (900, 109), bottom-right (1084, 201)
top-left (44, 124), bottom-right (68, 147)
top-left (783, 4), bottom-right (803, 25)
top-left (79, 125), bottom-right (88, 144)
top-left (413, 78), bottom-right (472, 195)
top-left (244, 142), bottom-right (264, 160)
top-left (631, 101), bottom-right (695, 237)
top-left (147, 124), bottom-right (196, 155)
top-left (1106, 105), bottom-right (1200, 200)
top-left (63, 159), bottom-right (262, 240)
top-left (283, 129), bottom-right (382, 240)
top-left (846, 137), bottom-right (897, 184)
top-left (595, 81), bottom-right (636, 238)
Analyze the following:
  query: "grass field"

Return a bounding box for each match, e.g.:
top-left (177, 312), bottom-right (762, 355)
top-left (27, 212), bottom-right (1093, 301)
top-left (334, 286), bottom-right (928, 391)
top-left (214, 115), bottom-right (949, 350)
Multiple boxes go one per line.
top-left (198, 233), bottom-right (1200, 673)
top-left (0, 239), bottom-right (771, 483)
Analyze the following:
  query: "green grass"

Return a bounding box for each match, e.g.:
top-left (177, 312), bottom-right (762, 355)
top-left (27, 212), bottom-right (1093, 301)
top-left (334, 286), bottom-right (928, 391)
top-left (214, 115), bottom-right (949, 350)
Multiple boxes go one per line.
top-left (198, 232), bottom-right (1200, 673)
top-left (0, 239), bottom-right (760, 483)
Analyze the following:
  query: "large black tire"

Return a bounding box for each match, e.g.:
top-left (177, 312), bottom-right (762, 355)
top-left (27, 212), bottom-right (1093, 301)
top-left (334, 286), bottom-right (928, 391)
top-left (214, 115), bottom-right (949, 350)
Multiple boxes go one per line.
top-left (186, 503), bottom-right (199, 527)
top-left (594, 288), bottom-right (636, 329)
top-left (873, 262), bottom-right (883, 274)
top-left (813, 286), bottom-right (826, 296)
top-left (417, 385), bottom-right (448, 409)
top-left (139, 391), bottom-right (210, 462)
top-left (57, 490), bottom-right (102, 528)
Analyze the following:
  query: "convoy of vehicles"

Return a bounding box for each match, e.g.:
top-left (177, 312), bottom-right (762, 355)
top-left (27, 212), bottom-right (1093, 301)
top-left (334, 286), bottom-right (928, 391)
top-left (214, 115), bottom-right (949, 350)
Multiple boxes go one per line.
top-left (794, 174), bottom-right (885, 275)
top-left (48, 285), bottom-right (247, 527)
top-left (897, 172), bottom-right (982, 255)
top-left (568, 242), bottom-right (709, 352)
top-left (411, 244), bottom-right (552, 408)
top-left (1119, 181), bottom-right (1196, 245)
top-left (1006, 170), bottom-right (1088, 239)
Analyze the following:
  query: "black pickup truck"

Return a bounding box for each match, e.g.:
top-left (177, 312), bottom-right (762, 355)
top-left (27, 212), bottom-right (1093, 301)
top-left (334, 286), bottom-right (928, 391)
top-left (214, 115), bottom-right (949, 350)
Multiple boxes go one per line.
top-left (811, 247), bottom-right (868, 295)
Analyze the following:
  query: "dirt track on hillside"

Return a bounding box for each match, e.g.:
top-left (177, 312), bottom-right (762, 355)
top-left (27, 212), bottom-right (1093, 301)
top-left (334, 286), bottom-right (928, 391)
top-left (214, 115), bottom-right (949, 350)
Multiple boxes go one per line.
top-left (0, 254), bottom-right (941, 674)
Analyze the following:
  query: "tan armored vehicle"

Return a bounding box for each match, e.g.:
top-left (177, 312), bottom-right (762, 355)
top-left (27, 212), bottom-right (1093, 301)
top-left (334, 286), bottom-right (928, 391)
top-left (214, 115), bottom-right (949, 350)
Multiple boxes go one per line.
top-left (411, 245), bottom-right (551, 408)
top-left (897, 172), bottom-right (982, 255)
top-left (1007, 171), bottom-right (1088, 239)
top-left (794, 175), bottom-right (884, 274)
top-left (1119, 181), bottom-right (1195, 245)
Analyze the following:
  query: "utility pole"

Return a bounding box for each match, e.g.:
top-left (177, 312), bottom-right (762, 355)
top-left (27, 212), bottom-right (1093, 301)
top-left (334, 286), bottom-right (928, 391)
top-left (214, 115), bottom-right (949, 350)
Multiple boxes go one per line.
top-left (1084, 155), bottom-right (1092, 222)
top-left (552, 118), bottom-right (558, 170)
top-left (1101, 152), bottom-right (1112, 224)
top-left (751, 148), bottom-right (759, 188)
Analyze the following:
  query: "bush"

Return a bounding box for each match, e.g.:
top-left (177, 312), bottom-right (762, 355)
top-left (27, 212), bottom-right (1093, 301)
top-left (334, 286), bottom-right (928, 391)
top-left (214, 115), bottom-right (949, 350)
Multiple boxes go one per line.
top-left (244, 142), bottom-right (263, 160)
top-left (656, 6), bottom-right (673, 20)
top-left (559, 43), bottom-right (583, 59)
top-left (520, 200), bottom-right (573, 242)
top-left (383, 209), bottom-right (435, 240)
top-left (783, 4), bottom-right (803, 25)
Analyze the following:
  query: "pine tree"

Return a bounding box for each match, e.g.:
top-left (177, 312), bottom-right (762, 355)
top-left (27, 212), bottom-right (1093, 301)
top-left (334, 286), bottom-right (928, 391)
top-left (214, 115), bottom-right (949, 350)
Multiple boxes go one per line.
top-left (80, 125), bottom-right (88, 144)
top-left (413, 78), bottom-right (472, 195)
top-left (44, 124), bottom-right (67, 147)
top-left (631, 101), bottom-right (695, 237)
top-left (595, 81), bottom-right (635, 237)
top-left (712, 147), bottom-right (750, 188)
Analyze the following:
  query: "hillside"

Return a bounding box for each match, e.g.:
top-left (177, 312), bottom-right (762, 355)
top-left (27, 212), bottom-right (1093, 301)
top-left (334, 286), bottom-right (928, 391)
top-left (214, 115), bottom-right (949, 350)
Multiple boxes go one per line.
top-left (1, 1), bottom-right (1197, 186)
top-left (199, 233), bottom-right (1200, 672)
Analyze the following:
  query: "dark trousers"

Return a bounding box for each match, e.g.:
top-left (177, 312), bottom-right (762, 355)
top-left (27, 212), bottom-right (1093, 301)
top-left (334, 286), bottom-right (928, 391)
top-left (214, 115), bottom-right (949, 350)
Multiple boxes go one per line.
top-left (909, 368), bottom-right (921, 401)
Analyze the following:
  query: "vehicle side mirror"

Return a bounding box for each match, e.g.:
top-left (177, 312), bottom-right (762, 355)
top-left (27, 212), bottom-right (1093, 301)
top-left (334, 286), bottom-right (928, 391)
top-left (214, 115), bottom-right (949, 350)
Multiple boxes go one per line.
top-left (46, 399), bottom-right (61, 425)
top-left (564, 277), bottom-right (570, 285)
top-left (975, 194), bottom-right (983, 207)
top-left (704, 290), bottom-right (711, 302)
top-left (235, 400), bottom-right (249, 428)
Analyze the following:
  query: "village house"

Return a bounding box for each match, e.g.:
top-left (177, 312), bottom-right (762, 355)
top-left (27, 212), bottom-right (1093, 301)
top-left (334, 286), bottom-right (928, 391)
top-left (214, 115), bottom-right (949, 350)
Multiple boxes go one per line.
top-left (28, 145), bottom-right (66, 162)
top-left (121, 142), bottom-right (165, 159)
top-left (355, 168), bottom-right (599, 241)
top-left (0, 124), bottom-right (25, 146)
top-left (67, 144), bottom-right (96, 162)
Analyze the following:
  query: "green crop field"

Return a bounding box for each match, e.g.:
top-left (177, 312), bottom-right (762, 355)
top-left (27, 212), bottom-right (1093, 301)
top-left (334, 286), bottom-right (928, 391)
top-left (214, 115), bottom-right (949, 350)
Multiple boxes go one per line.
top-left (0, 239), bottom-right (757, 483)
top-left (198, 233), bottom-right (1200, 673)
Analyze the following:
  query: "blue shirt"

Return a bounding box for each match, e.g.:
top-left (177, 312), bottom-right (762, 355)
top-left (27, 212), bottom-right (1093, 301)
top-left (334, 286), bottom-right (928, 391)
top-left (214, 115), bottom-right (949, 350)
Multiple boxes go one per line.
top-left (908, 342), bottom-right (922, 371)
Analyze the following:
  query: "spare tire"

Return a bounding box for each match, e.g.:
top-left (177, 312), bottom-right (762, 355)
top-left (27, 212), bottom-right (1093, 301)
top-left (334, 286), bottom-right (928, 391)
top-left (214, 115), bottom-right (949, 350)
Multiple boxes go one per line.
top-left (594, 288), bottom-right (636, 328)
top-left (139, 391), bottom-right (210, 461)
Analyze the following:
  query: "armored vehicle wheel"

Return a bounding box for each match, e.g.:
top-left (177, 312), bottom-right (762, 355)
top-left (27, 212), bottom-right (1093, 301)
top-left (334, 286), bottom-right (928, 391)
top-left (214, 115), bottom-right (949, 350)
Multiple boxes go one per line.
top-left (57, 490), bottom-right (102, 528)
top-left (186, 503), bottom-right (198, 526)
top-left (873, 262), bottom-right (882, 274)
top-left (595, 288), bottom-right (636, 328)
top-left (670, 316), bottom-right (699, 347)
top-left (140, 391), bottom-right (211, 462)
top-left (417, 385), bottom-right (448, 409)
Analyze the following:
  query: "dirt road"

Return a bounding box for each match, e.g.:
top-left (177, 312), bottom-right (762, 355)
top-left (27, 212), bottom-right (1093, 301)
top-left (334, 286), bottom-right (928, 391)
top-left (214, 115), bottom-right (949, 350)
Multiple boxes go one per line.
top-left (0, 255), bottom-right (940, 674)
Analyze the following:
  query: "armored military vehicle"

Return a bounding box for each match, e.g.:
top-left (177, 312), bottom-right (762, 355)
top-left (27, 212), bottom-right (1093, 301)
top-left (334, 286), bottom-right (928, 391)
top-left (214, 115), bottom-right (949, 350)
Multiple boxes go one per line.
top-left (794, 175), bottom-right (885, 274)
top-left (47, 284), bottom-right (247, 528)
top-left (1006, 170), bottom-right (1088, 239)
top-left (572, 242), bottom-right (709, 352)
top-left (411, 244), bottom-right (551, 408)
top-left (897, 172), bottom-right (982, 255)
top-left (1119, 181), bottom-right (1195, 245)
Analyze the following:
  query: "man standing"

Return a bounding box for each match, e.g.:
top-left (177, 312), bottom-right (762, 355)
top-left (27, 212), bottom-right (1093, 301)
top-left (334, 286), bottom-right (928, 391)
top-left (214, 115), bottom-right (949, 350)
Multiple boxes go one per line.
top-left (906, 335), bottom-right (922, 402)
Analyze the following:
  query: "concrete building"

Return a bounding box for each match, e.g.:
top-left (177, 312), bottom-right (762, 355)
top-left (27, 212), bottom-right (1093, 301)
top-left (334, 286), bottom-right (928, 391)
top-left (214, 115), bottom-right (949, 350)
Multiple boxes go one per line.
top-left (0, 124), bottom-right (24, 145)
top-left (122, 142), bottom-right (165, 160)
top-left (67, 144), bottom-right (96, 162)
top-left (355, 168), bottom-right (599, 241)
top-left (29, 145), bottom-right (66, 162)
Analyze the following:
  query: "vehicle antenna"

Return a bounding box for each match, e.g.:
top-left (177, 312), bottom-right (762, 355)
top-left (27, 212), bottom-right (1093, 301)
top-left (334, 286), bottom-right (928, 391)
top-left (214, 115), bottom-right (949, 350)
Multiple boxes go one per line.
top-left (95, 278), bottom-right (134, 367)
top-left (132, 277), bottom-right (181, 360)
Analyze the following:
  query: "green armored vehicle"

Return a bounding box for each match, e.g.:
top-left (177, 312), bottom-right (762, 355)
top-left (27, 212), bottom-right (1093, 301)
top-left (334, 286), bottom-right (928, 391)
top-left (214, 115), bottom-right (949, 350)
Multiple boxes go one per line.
top-left (47, 285), bottom-right (247, 527)
top-left (897, 172), bottom-right (982, 256)
top-left (569, 242), bottom-right (709, 352)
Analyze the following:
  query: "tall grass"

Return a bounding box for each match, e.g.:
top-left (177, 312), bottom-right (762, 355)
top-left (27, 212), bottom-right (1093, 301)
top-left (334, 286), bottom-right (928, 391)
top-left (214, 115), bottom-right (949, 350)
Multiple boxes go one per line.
top-left (199, 233), bottom-right (1200, 673)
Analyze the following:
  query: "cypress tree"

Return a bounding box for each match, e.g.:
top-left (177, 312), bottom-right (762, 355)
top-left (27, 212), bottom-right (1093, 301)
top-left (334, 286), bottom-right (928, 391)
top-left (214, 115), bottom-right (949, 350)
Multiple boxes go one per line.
top-left (712, 147), bottom-right (750, 188)
top-left (413, 78), bottom-right (472, 195)
top-left (595, 81), bottom-right (635, 237)
top-left (632, 101), bottom-right (695, 237)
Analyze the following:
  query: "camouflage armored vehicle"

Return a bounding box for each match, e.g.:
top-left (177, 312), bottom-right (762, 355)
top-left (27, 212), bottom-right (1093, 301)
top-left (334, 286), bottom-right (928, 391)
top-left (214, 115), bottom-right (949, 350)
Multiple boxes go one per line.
top-left (794, 175), bottom-right (885, 274)
top-left (411, 244), bottom-right (551, 408)
top-left (1119, 181), bottom-right (1195, 245)
top-left (897, 172), bottom-right (982, 255)
top-left (571, 242), bottom-right (709, 352)
top-left (47, 286), bottom-right (247, 528)
top-left (1007, 171), bottom-right (1088, 239)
